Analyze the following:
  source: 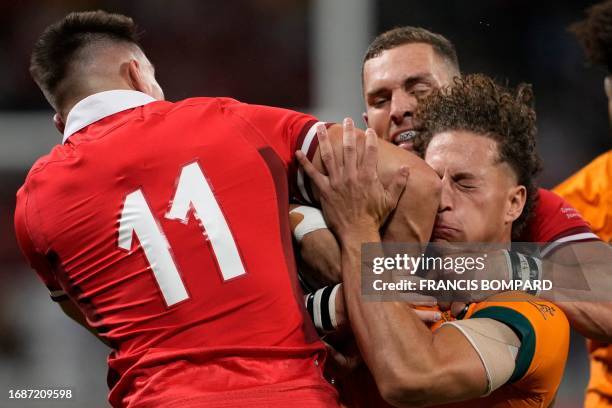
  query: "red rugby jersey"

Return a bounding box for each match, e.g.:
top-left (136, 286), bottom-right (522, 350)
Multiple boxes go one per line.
top-left (14, 91), bottom-right (338, 408)
top-left (520, 188), bottom-right (600, 256)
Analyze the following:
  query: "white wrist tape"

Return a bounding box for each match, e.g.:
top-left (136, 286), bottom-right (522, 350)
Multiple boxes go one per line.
top-left (304, 283), bottom-right (342, 334)
top-left (329, 283), bottom-right (342, 329)
top-left (502, 250), bottom-right (543, 296)
top-left (290, 206), bottom-right (328, 242)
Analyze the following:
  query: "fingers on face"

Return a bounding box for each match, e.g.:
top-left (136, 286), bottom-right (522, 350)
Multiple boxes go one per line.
top-left (362, 128), bottom-right (379, 177)
top-left (342, 118), bottom-right (357, 178)
top-left (317, 123), bottom-right (339, 182)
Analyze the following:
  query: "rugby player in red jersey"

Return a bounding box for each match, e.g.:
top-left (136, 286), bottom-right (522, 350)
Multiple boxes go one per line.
top-left (15, 11), bottom-right (441, 408)
top-left (293, 27), bottom-right (612, 341)
top-left (298, 75), bottom-right (571, 407)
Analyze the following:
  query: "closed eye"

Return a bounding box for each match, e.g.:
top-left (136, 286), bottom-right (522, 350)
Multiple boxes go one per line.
top-left (452, 173), bottom-right (478, 189)
top-left (458, 183), bottom-right (476, 190)
top-left (409, 84), bottom-right (432, 97)
top-left (369, 96), bottom-right (389, 108)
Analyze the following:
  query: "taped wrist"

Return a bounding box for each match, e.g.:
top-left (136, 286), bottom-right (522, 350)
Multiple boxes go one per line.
top-left (304, 283), bottom-right (342, 334)
top-left (502, 250), bottom-right (543, 295)
top-left (290, 206), bottom-right (328, 242)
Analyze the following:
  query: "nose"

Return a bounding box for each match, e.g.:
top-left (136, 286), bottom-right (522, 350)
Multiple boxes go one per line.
top-left (390, 90), bottom-right (417, 126)
top-left (438, 178), bottom-right (453, 213)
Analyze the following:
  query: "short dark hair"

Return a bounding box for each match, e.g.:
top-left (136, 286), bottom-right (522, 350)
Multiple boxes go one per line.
top-left (30, 10), bottom-right (141, 107)
top-left (363, 26), bottom-right (460, 74)
top-left (569, 0), bottom-right (612, 72)
top-left (414, 74), bottom-right (542, 239)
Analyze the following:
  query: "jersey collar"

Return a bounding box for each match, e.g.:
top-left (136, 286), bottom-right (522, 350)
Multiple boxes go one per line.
top-left (63, 90), bottom-right (157, 144)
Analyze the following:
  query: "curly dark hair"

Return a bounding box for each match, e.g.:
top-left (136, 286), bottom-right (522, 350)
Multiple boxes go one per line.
top-left (30, 10), bottom-right (142, 108)
top-left (413, 74), bottom-right (543, 239)
top-left (569, 0), bottom-right (612, 71)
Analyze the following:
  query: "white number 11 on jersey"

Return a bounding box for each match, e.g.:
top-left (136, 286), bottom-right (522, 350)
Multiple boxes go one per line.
top-left (118, 162), bottom-right (246, 307)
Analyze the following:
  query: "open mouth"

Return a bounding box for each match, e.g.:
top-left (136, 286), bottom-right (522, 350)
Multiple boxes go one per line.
top-left (394, 130), bottom-right (419, 145)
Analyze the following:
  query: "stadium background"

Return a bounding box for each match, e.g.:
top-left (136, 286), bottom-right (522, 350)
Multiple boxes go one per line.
top-left (0, 0), bottom-right (608, 406)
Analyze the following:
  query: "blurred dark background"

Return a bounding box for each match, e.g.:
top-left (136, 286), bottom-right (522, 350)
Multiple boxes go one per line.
top-left (1, 0), bottom-right (608, 406)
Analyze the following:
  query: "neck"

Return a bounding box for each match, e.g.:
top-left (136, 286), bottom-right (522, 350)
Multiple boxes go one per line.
top-left (498, 229), bottom-right (513, 245)
top-left (59, 83), bottom-right (138, 120)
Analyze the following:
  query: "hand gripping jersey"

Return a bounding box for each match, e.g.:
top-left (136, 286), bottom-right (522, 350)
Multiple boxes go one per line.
top-left (14, 92), bottom-right (339, 408)
top-left (336, 294), bottom-right (569, 408)
top-left (553, 150), bottom-right (612, 408)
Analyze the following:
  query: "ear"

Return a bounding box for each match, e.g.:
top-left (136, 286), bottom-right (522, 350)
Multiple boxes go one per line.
top-left (362, 112), bottom-right (369, 127)
top-left (604, 75), bottom-right (612, 100)
top-left (53, 113), bottom-right (65, 134)
top-left (505, 185), bottom-right (527, 224)
top-left (127, 59), bottom-right (149, 94)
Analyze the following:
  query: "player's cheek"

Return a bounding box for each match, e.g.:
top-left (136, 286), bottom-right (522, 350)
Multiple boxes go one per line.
top-left (482, 205), bottom-right (503, 241)
top-left (461, 206), bottom-right (482, 242)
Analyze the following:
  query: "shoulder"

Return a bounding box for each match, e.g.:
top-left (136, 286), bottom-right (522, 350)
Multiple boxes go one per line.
top-left (532, 188), bottom-right (584, 229)
top-left (534, 188), bottom-right (569, 212)
top-left (553, 150), bottom-right (612, 203)
top-left (22, 144), bottom-right (74, 188)
top-left (150, 97), bottom-right (243, 115)
top-left (522, 188), bottom-right (597, 244)
top-left (168, 97), bottom-right (291, 113)
top-left (162, 97), bottom-right (303, 123)
top-left (557, 150), bottom-right (612, 187)
top-left (583, 150), bottom-right (612, 173)
top-left (469, 293), bottom-right (569, 385)
top-left (470, 292), bottom-right (568, 330)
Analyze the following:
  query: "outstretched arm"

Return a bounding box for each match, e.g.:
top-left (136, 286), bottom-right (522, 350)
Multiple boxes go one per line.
top-left (338, 231), bottom-right (487, 406)
top-left (289, 204), bottom-right (342, 286)
top-left (442, 240), bottom-right (612, 342)
top-left (540, 240), bottom-right (612, 342)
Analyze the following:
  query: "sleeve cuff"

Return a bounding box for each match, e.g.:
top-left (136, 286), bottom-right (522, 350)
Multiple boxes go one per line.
top-left (471, 306), bottom-right (536, 383)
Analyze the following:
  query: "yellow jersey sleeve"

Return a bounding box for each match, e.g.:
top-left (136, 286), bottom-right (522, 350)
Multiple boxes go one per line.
top-left (554, 150), bottom-right (612, 241)
top-left (466, 292), bottom-right (569, 404)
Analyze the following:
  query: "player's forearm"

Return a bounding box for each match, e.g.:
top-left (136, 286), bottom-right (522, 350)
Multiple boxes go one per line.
top-left (550, 300), bottom-right (612, 342)
top-left (542, 261), bottom-right (612, 341)
top-left (299, 228), bottom-right (341, 285)
top-left (376, 141), bottom-right (440, 244)
top-left (542, 240), bottom-right (611, 287)
top-left (539, 242), bottom-right (612, 341)
top-left (311, 124), bottom-right (441, 245)
top-left (289, 204), bottom-right (341, 286)
top-left (381, 166), bottom-right (439, 245)
top-left (339, 231), bottom-right (440, 407)
top-left (541, 262), bottom-right (612, 300)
